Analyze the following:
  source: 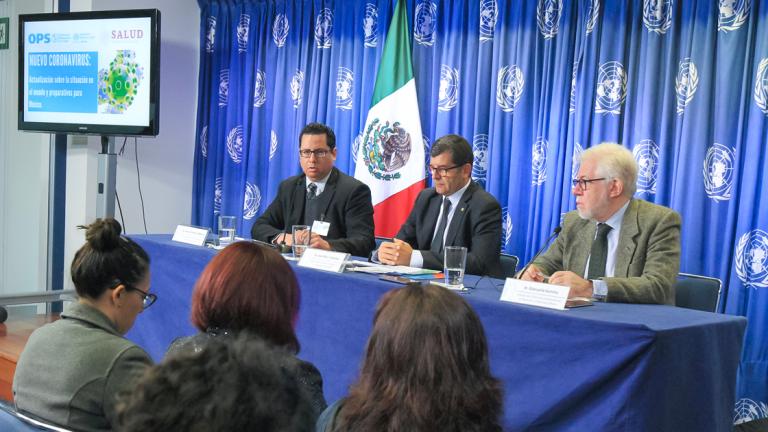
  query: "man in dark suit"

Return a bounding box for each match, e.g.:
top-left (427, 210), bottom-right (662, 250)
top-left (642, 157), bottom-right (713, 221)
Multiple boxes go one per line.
top-left (521, 143), bottom-right (681, 304)
top-left (377, 134), bottom-right (503, 277)
top-left (251, 123), bottom-right (375, 257)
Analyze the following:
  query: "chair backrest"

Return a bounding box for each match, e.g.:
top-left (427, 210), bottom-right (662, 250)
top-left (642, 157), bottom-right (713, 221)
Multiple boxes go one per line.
top-left (500, 254), bottom-right (519, 279)
top-left (0, 402), bottom-right (72, 432)
top-left (675, 272), bottom-right (721, 312)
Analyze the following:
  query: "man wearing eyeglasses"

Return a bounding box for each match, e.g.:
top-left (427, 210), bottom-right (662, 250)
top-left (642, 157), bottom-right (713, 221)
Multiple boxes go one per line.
top-left (376, 134), bottom-right (503, 277)
top-left (521, 143), bottom-right (681, 304)
top-left (251, 122), bottom-right (375, 257)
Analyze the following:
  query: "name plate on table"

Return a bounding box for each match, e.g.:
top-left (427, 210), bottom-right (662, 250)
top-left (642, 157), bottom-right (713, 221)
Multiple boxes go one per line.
top-left (171, 225), bottom-right (210, 246)
top-left (298, 248), bottom-right (350, 273)
top-left (500, 278), bottom-right (569, 310)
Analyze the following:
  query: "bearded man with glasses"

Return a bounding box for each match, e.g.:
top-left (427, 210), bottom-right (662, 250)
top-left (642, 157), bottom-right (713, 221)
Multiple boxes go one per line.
top-left (252, 122), bottom-right (375, 257)
top-left (520, 143), bottom-right (681, 304)
top-left (375, 134), bottom-right (503, 277)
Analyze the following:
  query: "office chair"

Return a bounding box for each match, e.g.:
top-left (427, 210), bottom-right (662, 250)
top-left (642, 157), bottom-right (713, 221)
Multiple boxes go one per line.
top-left (500, 254), bottom-right (519, 279)
top-left (675, 272), bottom-right (721, 312)
top-left (0, 402), bottom-right (72, 431)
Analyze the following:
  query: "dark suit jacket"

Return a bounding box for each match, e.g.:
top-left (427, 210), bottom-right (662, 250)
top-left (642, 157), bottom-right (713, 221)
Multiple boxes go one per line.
top-left (396, 181), bottom-right (503, 277)
top-left (251, 167), bottom-right (375, 257)
top-left (532, 199), bottom-right (681, 305)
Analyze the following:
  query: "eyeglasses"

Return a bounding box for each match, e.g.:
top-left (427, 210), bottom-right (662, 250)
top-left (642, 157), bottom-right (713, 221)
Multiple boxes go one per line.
top-left (571, 177), bottom-right (607, 191)
top-left (127, 285), bottom-right (158, 309)
top-left (111, 279), bottom-right (157, 309)
top-left (428, 164), bottom-right (462, 176)
top-left (299, 149), bottom-right (331, 159)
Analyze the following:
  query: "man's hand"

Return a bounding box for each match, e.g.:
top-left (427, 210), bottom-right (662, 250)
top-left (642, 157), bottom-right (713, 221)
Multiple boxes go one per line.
top-left (274, 233), bottom-right (293, 246)
top-left (520, 264), bottom-right (546, 282)
top-left (377, 238), bottom-right (413, 266)
top-left (548, 271), bottom-right (593, 298)
top-left (308, 233), bottom-right (331, 250)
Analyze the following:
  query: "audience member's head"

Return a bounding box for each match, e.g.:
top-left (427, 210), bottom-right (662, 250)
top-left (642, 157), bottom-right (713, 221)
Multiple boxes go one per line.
top-left (70, 218), bottom-right (153, 334)
top-left (115, 333), bottom-right (314, 432)
top-left (335, 283), bottom-right (503, 432)
top-left (191, 241), bottom-right (301, 352)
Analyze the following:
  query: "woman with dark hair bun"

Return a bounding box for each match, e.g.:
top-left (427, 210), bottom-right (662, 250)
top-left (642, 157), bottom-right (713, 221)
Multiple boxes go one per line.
top-left (13, 218), bottom-right (155, 432)
top-left (166, 241), bottom-right (327, 417)
top-left (316, 283), bottom-right (503, 432)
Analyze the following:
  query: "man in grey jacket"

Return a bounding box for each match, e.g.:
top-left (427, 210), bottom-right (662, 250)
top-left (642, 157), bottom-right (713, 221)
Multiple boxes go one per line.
top-left (521, 143), bottom-right (681, 304)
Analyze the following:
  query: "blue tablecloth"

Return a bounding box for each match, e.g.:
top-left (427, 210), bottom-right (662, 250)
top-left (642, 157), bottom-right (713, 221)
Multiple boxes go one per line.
top-left (127, 235), bottom-right (746, 431)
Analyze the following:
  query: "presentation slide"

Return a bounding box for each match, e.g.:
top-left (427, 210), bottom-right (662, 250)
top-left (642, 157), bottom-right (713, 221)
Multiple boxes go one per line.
top-left (23, 17), bottom-right (152, 127)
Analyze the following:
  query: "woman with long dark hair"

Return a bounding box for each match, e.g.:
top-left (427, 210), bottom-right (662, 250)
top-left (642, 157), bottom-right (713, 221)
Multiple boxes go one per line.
top-left (167, 241), bottom-right (326, 416)
top-left (316, 283), bottom-right (503, 432)
top-left (14, 218), bottom-right (155, 431)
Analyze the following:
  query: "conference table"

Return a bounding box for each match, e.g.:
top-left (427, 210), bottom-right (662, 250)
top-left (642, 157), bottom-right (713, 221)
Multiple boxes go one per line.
top-left (127, 235), bottom-right (746, 431)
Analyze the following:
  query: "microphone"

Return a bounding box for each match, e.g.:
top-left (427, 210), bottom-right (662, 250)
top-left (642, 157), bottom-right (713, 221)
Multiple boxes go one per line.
top-left (516, 226), bottom-right (562, 280)
top-left (251, 238), bottom-right (281, 250)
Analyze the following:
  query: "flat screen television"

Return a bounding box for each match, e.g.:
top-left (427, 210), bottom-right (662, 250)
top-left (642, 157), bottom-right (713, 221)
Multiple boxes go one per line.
top-left (18, 9), bottom-right (160, 136)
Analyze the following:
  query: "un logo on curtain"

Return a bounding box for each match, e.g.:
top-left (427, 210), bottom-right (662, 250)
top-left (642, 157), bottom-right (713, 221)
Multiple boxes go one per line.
top-left (595, 61), bottom-right (627, 115)
top-left (471, 134), bottom-right (489, 188)
top-left (253, 70), bottom-right (266, 108)
top-left (676, 59), bottom-right (699, 115)
top-left (414, 1), bottom-right (437, 46)
top-left (438, 65), bottom-right (459, 111)
top-left (213, 178), bottom-right (223, 214)
top-left (643, 0), bottom-right (673, 34)
top-left (532, 138), bottom-right (548, 186)
top-left (479, 0), bottom-right (498, 42)
top-left (718, 0), bottom-right (750, 32)
top-left (734, 398), bottom-right (768, 424)
top-left (634, 140), bottom-right (660, 195)
top-left (363, 3), bottom-right (378, 47)
top-left (315, 8), bottom-right (333, 49)
top-left (585, 0), bottom-right (599, 35)
top-left (501, 207), bottom-right (513, 251)
top-left (537, 0), bottom-right (562, 39)
top-left (336, 67), bottom-right (354, 110)
top-left (572, 143), bottom-right (583, 179)
top-left (237, 14), bottom-right (250, 53)
top-left (497, 65), bottom-right (524, 113)
top-left (199, 126), bottom-right (208, 158)
top-left (205, 17), bottom-right (216, 53)
top-left (226, 126), bottom-right (244, 164)
top-left (755, 58), bottom-right (768, 114)
top-left (703, 143), bottom-right (735, 201)
top-left (273, 14), bottom-right (289, 48)
top-left (291, 70), bottom-right (304, 108)
top-left (735, 229), bottom-right (768, 288)
top-left (218, 69), bottom-right (229, 107)
top-left (243, 183), bottom-right (261, 220)
top-left (269, 130), bottom-right (278, 161)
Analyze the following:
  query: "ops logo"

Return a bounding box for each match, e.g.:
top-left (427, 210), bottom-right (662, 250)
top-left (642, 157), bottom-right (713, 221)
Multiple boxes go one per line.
top-left (28, 33), bottom-right (51, 44)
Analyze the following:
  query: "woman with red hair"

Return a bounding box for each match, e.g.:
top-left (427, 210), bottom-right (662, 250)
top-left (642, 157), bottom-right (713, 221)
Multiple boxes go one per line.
top-left (167, 241), bottom-right (326, 416)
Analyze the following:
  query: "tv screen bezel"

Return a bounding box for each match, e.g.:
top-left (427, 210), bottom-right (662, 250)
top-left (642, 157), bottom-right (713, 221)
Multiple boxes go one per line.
top-left (18, 8), bottom-right (161, 137)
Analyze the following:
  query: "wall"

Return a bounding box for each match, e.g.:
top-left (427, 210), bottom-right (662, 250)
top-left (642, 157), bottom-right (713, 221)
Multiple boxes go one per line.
top-left (0, 0), bottom-right (52, 297)
top-left (63, 0), bottom-right (200, 289)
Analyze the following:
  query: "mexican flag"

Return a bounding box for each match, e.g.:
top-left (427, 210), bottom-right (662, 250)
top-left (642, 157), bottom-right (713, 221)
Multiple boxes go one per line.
top-left (355, 0), bottom-right (425, 237)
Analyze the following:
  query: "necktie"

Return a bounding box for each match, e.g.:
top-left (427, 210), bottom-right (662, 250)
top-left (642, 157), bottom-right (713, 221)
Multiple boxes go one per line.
top-left (587, 223), bottom-right (612, 279)
top-left (430, 198), bottom-right (452, 255)
top-left (306, 183), bottom-right (318, 200)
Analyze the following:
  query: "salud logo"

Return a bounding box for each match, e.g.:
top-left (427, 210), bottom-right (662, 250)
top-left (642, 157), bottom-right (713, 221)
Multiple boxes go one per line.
top-left (363, 4), bottom-right (378, 47)
top-left (226, 125), bottom-right (244, 164)
top-left (472, 134), bottom-right (489, 188)
top-left (315, 8), bottom-right (333, 49)
top-left (237, 14), bottom-right (250, 53)
top-left (200, 126), bottom-right (208, 158)
top-left (336, 67), bottom-right (354, 111)
top-left (496, 65), bottom-right (524, 113)
top-left (205, 17), bottom-right (216, 53)
top-left (479, 0), bottom-right (498, 42)
top-left (675, 59), bottom-right (699, 115)
top-left (273, 14), bottom-right (289, 48)
top-left (537, 0), bottom-right (562, 39)
top-left (438, 65), bottom-right (459, 112)
top-left (595, 61), bottom-right (627, 115)
top-left (362, 119), bottom-right (412, 181)
top-left (253, 70), bottom-right (266, 108)
top-left (532, 137), bottom-right (548, 186)
top-left (719, 0), bottom-right (749, 32)
top-left (213, 177), bottom-right (223, 214)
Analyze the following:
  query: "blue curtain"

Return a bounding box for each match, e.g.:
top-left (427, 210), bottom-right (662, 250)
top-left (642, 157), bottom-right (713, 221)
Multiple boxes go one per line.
top-left (193, 0), bottom-right (768, 423)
